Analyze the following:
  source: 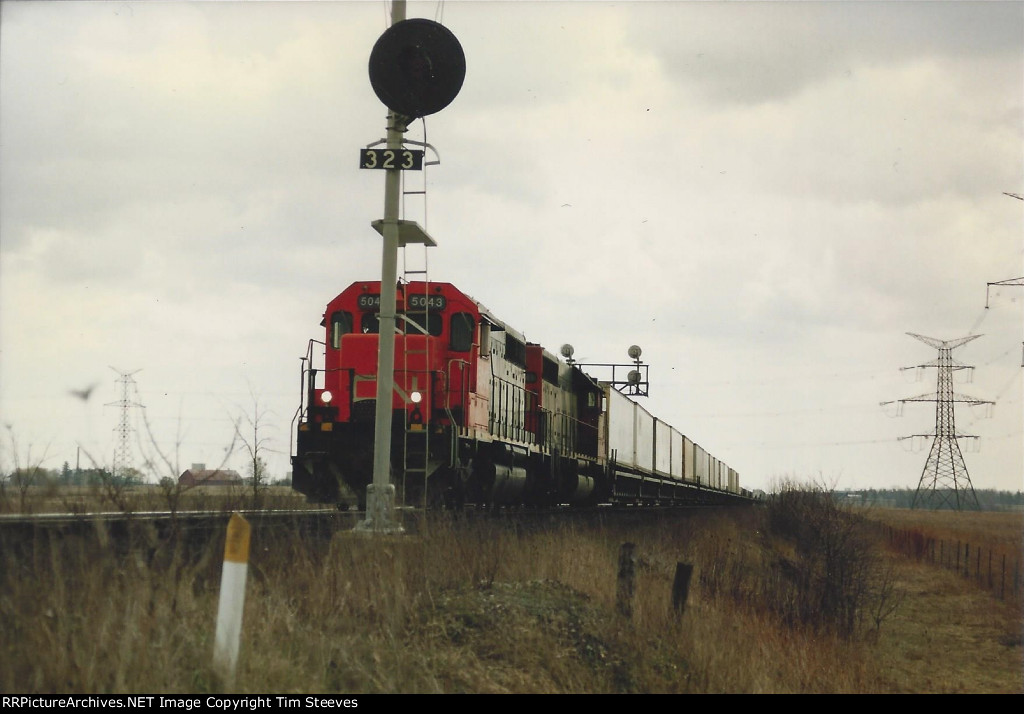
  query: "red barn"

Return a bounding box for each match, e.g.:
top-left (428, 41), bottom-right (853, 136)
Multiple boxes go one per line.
top-left (178, 468), bottom-right (243, 487)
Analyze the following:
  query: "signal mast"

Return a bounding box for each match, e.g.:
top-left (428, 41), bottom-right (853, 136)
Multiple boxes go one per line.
top-left (358, 1), bottom-right (465, 533)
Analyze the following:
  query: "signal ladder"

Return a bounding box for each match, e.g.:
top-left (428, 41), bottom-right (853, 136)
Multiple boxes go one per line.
top-left (397, 128), bottom-right (440, 508)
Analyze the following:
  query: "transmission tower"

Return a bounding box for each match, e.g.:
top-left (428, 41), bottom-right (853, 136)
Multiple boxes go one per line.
top-left (106, 367), bottom-right (143, 480)
top-left (895, 334), bottom-right (993, 510)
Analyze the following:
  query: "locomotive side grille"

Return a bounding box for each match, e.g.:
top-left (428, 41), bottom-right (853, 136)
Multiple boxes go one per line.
top-left (351, 400), bottom-right (376, 422)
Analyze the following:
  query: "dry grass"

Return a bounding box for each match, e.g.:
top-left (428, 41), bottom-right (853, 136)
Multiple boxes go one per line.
top-left (864, 507), bottom-right (1024, 604)
top-left (860, 506), bottom-right (1023, 693)
top-left (864, 507), bottom-right (1022, 551)
top-left (0, 485), bottom-right (321, 516)
top-left (871, 558), bottom-right (1023, 693)
top-left (1, 505), bottom-right (1021, 693)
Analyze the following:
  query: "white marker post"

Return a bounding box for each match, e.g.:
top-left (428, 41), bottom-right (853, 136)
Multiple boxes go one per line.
top-left (213, 512), bottom-right (251, 684)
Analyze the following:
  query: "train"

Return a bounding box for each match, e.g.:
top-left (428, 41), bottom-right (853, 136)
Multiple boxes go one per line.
top-left (291, 280), bottom-right (751, 509)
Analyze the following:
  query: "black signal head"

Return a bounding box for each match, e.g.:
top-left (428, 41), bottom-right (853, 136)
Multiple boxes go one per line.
top-left (368, 18), bottom-right (466, 119)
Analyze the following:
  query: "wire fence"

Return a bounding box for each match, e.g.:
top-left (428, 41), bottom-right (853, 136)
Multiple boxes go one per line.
top-left (880, 524), bottom-right (1022, 604)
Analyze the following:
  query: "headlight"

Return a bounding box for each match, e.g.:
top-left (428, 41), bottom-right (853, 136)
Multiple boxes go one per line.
top-left (410, 391), bottom-right (422, 404)
top-left (321, 390), bottom-right (333, 404)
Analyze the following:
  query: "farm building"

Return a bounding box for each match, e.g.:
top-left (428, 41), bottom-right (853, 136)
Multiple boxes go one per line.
top-left (178, 467), bottom-right (243, 487)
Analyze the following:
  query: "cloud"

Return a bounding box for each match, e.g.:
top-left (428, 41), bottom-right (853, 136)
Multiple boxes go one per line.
top-left (1, 1), bottom-right (1020, 492)
top-left (626, 2), bottom-right (1023, 106)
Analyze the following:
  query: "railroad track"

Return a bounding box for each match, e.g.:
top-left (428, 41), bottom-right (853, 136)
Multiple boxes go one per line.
top-left (0, 508), bottom-right (353, 555)
top-left (0, 507), bottom-right (341, 527)
top-left (0, 501), bottom-right (739, 537)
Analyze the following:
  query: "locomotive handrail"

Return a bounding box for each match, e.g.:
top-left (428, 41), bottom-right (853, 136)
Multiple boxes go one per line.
top-left (535, 408), bottom-right (598, 460)
top-left (446, 358), bottom-right (471, 424)
top-left (302, 339), bottom-right (327, 416)
top-left (300, 339), bottom-right (323, 417)
top-left (289, 403), bottom-right (302, 460)
top-left (291, 338), bottom-right (326, 461)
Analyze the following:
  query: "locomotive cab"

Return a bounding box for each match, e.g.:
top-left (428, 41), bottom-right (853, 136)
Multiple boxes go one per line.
top-left (293, 280), bottom-right (485, 507)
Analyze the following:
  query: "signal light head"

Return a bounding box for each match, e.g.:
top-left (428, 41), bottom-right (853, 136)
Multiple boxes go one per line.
top-left (368, 19), bottom-right (466, 119)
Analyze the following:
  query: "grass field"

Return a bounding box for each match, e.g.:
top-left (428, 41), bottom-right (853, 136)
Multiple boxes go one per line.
top-left (866, 507), bottom-right (1022, 547)
top-left (0, 490), bottom-right (1021, 693)
top-left (0, 484), bottom-right (322, 515)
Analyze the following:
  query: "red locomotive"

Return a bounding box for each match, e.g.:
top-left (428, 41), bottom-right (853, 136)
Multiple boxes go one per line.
top-left (292, 280), bottom-right (745, 509)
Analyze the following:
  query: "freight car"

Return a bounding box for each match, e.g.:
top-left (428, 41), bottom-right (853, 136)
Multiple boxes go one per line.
top-left (291, 280), bottom-right (746, 509)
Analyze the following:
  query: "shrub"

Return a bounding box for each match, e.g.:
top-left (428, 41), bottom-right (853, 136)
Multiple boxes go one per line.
top-left (764, 483), bottom-right (902, 638)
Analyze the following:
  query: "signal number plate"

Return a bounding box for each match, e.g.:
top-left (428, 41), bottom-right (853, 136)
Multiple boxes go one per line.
top-left (359, 148), bottom-right (424, 171)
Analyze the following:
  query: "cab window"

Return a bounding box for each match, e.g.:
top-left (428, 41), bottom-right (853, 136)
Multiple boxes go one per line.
top-left (361, 312), bottom-right (380, 334)
top-left (402, 312), bottom-right (442, 337)
top-left (331, 311), bottom-right (353, 348)
top-left (360, 311), bottom-right (443, 336)
top-left (450, 313), bottom-right (474, 351)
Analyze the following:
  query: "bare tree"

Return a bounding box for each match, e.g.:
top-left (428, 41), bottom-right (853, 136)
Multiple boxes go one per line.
top-left (233, 390), bottom-right (276, 509)
top-left (136, 403), bottom-right (239, 516)
top-left (0, 428), bottom-right (9, 512)
top-left (3, 425), bottom-right (52, 513)
top-left (72, 444), bottom-right (133, 513)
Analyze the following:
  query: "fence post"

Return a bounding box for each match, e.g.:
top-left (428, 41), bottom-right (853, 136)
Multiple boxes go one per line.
top-left (214, 512), bottom-right (251, 685)
top-left (616, 542), bottom-right (637, 619)
top-left (671, 563), bottom-right (694, 616)
top-left (1001, 554), bottom-right (1006, 600)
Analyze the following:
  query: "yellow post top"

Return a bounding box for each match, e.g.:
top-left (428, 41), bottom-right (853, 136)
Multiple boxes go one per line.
top-left (223, 512), bottom-right (251, 564)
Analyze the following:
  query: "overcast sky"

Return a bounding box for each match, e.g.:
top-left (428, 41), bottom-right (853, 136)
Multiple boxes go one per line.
top-left (1, 1), bottom-right (1021, 495)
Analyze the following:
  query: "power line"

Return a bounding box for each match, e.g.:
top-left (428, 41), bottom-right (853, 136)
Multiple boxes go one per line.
top-left (985, 277), bottom-right (1024, 366)
top-left (987, 191), bottom-right (1024, 365)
